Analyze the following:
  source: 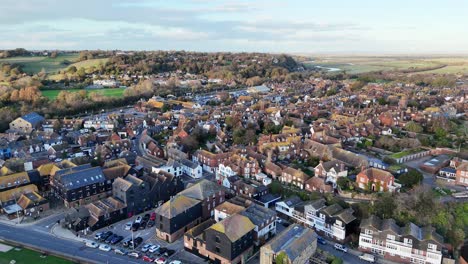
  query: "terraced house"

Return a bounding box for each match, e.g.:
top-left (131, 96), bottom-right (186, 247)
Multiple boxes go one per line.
top-left (359, 215), bottom-right (444, 264)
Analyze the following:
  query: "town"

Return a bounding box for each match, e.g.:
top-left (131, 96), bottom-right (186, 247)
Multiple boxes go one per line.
top-left (0, 45), bottom-right (466, 264)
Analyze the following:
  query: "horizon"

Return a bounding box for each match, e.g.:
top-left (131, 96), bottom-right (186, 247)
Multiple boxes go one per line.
top-left (1, 0), bottom-right (468, 54)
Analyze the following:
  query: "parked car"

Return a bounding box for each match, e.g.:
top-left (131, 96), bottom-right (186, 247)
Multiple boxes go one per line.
top-left (142, 255), bottom-right (154, 262)
top-left (143, 213), bottom-right (150, 221)
top-left (122, 237), bottom-right (132, 247)
top-left (128, 252), bottom-right (140, 259)
top-left (94, 232), bottom-right (104, 240)
top-left (147, 220), bottom-right (155, 227)
top-left (99, 244), bottom-right (112, 252)
top-left (132, 223), bottom-right (140, 231)
top-left (317, 236), bottom-right (327, 245)
top-left (125, 222), bottom-right (133, 230)
top-left (275, 217), bottom-right (282, 223)
top-left (155, 257), bottom-right (167, 264)
top-left (150, 212), bottom-right (156, 221)
top-left (99, 231), bottom-right (113, 242)
top-left (359, 253), bottom-right (376, 263)
top-left (105, 234), bottom-right (117, 244)
top-left (134, 216), bottom-right (143, 224)
top-left (156, 247), bottom-right (167, 256)
top-left (141, 244), bottom-right (153, 253)
top-left (85, 241), bottom-right (99, 248)
top-left (129, 237), bottom-right (143, 249)
top-left (334, 243), bottom-right (348, 253)
top-left (111, 235), bottom-right (124, 245)
top-left (282, 222), bottom-right (290, 227)
top-left (139, 221), bottom-right (147, 229)
top-left (149, 245), bottom-right (160, 253)
top-left (169, 261), bottom-right (181, 264)
top-left (164, 249), bottom-right (175, 257)
top-left (114, 248), bottom-right (128, 255)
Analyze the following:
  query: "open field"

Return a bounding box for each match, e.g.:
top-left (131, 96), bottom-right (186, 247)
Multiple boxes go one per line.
top-left (0, 246), bottom-right (72, 264)
top-left (0, 54), bottom-right (79, 74)
top-left (68, 58), bottom-right (108, 69)
top-left (304, 56), bottom-right (468, 74)
top-left (41, 87), bottom-right (126, 100)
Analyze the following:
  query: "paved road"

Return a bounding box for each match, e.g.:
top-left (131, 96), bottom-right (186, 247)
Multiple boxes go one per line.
top-left (0, 222), bottom-right (135, 264)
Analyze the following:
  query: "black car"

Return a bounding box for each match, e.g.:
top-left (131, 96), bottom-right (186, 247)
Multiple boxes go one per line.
top-left (129, 237), bottom-right (143, 249)
top-left (111, 235), bottom-right (124, 245)
top-left (105, 234), bottom-right (117, 244)
top-left (317, 236), bottom-right (327, 245)
top-left (147, 220), bottom-right (155, 227)
top-left (164, 249), bottom-right (175, 257)
top-left (132, 223), bottom-right (140, 231)
top-left (157, 247), bottom-right (167, 256)
top-left (99, 231), bottom-right (113, 241)
top-left (139, 221), bottom-right (147, 230)
top-left (142, 214), bottom-right (150, 222)
top-left (282, 222), bottom-right (290, 227)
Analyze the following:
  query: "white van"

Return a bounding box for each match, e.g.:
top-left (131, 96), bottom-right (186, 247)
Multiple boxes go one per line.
top-left (359, 253), bottom-right (376, 263)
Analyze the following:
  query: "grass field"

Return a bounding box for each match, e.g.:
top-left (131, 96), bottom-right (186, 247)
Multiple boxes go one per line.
top-left (41, 87), bottom-right (126, 100)
top-left (304, 56), bottom-right (468, 74)
top-left (0, 54), bottom-right (79, 74)
top-left (0, 247), bottom-right (72, 264)
top-left (68, 58), bottom-right (108, 69)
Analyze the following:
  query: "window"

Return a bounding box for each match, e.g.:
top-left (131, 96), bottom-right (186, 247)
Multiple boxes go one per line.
top-left (215, 247), bottom-right (220, 253)
top-left (364, 229), bottom-right (373, 235)
top-left (387, 234), bottom-right (395, 240)
top-left (428, 243), bottom-right (437, 250)
top-left (404, 238), bottom-right (412, 245)
top-left (215, 236), bottom-right (220, 243)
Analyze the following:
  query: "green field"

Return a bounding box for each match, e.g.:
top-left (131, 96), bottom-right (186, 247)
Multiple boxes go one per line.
top-left (304, 56), bottom-right (468, 74)
top-left (0, 54), bottom-right (79, 74)
top-left (0, 247), bottom-right (72, 264)
top-left (41, 87), bottom-right (126, 100)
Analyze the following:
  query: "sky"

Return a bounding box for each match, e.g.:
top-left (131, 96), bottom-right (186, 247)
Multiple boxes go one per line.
top-left (1, 0), bottom-right (468, 54)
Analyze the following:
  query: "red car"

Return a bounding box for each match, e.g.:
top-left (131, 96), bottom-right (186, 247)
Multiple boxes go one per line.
top-left (142, 255), bottom-right (154, 262)
top-left (150, 212), bottom-right (156, 221)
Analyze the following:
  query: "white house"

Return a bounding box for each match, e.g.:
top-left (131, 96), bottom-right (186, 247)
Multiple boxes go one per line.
top-left (153, 160), bottom-right (182, 177)
top-left (275, 196), bottom-right (302, 218)
top-left (217, 163), bottom-right (236, 180)
top-left (180, 158), bottom-right (202, 178)
top-left (254, 172), bottom-right (272, 186)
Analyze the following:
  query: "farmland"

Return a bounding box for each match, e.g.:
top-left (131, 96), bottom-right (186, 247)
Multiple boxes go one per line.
top-left (41, 87), bottom-right (126, 100)
top-left (0, 54), bottom-right (79, 74)
top-left (304, 56), bottom-right (468, 74)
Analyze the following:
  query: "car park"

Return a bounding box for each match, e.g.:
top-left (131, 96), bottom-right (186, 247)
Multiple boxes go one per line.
top-left (99, 244), bottom-right (112, 252)
top-left (85, 241), bottom-right (99, 248)
top-left (334, 243), bottom-right (348, 253)
top-left (114, 248), bottom-right (128, 255)
top-left (125, 222), bottom-right (133, 230)
top-left (128, 252), bottom-right (140, 259)
top-left (149, 245), bottom-right (160, 253)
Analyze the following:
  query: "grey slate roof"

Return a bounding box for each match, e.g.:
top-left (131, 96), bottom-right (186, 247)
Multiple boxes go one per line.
top-left (240, 203), bottom-right (276, 226)
top-left (21, 112), bottom-right (44, 126)
top-left (180, 158), bottom-right (199, 169)
top-left (263, 224), bottom-right (317, 262)
top-left (55, 164), bottom-right (105, 191)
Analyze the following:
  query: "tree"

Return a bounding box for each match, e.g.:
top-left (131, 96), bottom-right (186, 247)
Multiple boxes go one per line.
top-left (67, 66), bottom-right (77, 74)
top-left (372, 193), bottom-right (396, 219)
top-left (275, 252), bottom-right (288, 264)
top-left (398, 169), bottom-right (423, 188)
top-left (405, 121), bottom-right (423, 133)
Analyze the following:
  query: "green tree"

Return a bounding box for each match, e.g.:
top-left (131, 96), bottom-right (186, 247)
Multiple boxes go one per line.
top-left (275, 252), bottom-right (288, 264)
top-left (398, 169), bottom-right (423, 188)
top-left (404, 121), bottom-right (423, 133)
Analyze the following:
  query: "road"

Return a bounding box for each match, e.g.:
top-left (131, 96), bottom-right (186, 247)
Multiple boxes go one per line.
top-left (0, 221), bottom-right (133, 264)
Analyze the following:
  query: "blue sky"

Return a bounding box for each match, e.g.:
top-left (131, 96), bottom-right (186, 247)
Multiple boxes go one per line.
top-left (1, 0), bottom-right (467, 54)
